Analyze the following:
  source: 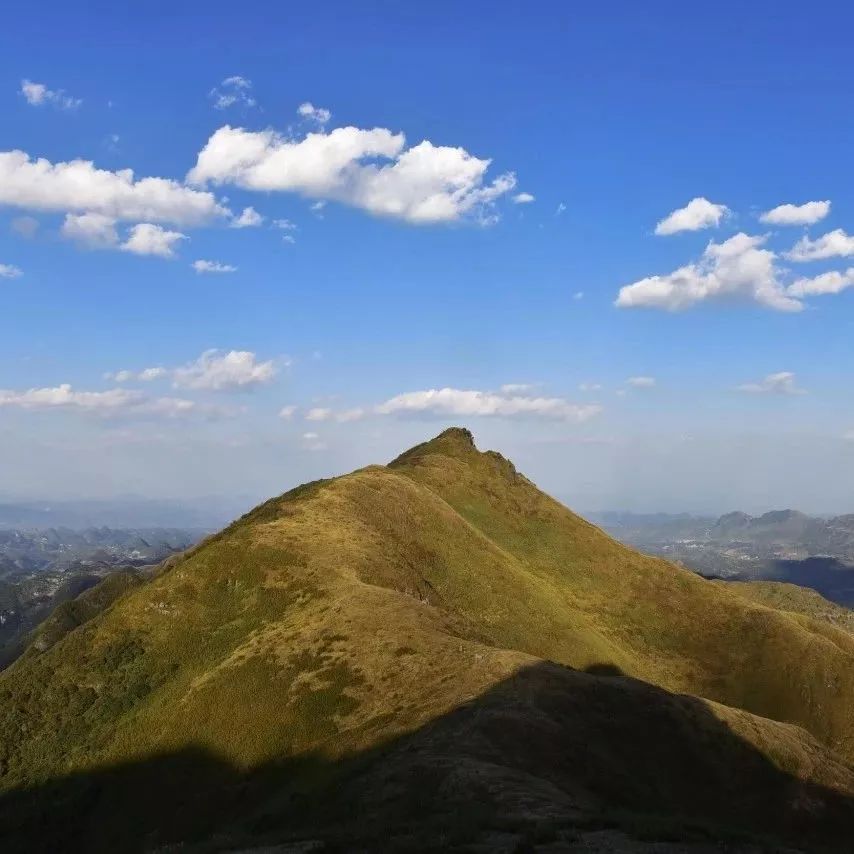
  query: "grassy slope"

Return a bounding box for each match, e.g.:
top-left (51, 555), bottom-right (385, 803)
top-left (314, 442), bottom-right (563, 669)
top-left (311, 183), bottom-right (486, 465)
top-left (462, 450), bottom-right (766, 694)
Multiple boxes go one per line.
top-left (1, 428), bottom-right (854, 849)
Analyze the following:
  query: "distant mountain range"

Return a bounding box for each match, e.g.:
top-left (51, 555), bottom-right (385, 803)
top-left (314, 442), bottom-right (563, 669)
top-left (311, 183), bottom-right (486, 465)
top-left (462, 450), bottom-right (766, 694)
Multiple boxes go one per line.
top-left (0, 527), bottom-right (202, 668)
top-left (0, 495), bottom-right (253, 530)
top-left (593, 509), bottom-right (854, 605)
top-left (3, 429), bottom-right (854, 851)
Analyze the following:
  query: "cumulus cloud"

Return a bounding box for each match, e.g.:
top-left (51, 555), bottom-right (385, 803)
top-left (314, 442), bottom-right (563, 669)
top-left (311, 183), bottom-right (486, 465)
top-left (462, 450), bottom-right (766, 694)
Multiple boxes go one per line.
top-left (172, 349), bottom-right (276, 391)
top-left (61, 212), bottom-right (119, 248)
top-left (278, 405), bottom-right (297, 420)
top-left (192, 259), bottom-right (237, 274)
top-left (654, 197), bottom-right (729, 236)
top-left (512, 192), bottom-right (535, 204)
top-left (784, 229), bottom-right (854, 262)
top-left (786, 268), bottom-right (854, 298)
top-left (61, 215), bottom-right (187, 257)
top-left (210, 76), bottom-right (256, 110)
top-left (121, 223), bottom-right (187, 257)
top-left (187, 122), bottom-right (516, 225)
top-left (0, 263), bottom-right (23, 279)
top-left (616, 233), bottom-right (802, 312)
top-left (20, 79), bottom-right (81, 110)
top-left (737, 372), bottom-right (805, 395)
top-left (0, 150), bottom-right (227, 226)
top-left (297, 102), bottom-right (331, 125)
top-left (626, 376), bottom-right (656, 388)
top-left (305, 407), bottom-right (332, 421)
top-left (0, 383), bottom-right (199, 417)
top-left (375, 387), bottom-right (601, 422)
top-left (230, 206), bottom-right (263, 228)
top-left (760, 200), bottom-right (830, 226)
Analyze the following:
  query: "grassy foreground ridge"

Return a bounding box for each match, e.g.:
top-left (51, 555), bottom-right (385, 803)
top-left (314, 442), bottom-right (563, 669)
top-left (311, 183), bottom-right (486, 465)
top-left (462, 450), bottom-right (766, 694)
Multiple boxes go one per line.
top-left (1, 427), bottom-right (854, 852)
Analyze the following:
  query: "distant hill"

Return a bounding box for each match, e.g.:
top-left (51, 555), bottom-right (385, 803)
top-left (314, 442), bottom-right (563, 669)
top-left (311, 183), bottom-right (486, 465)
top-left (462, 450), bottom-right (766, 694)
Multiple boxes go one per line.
top-left (2, 429), bottom-right (854, 851)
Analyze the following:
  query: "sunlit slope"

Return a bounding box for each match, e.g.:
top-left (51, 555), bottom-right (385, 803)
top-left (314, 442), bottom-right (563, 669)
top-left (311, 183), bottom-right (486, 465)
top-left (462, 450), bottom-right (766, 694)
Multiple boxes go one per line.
top-left (1, 428), bottom-right (854, 850)
top-left (388, 429), bottom-right (854, 758)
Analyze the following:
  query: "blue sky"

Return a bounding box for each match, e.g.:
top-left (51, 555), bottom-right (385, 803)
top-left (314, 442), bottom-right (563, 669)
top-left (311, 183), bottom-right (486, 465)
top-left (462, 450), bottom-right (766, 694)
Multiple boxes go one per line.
top-left (1, 1), bottom-right (854, 514)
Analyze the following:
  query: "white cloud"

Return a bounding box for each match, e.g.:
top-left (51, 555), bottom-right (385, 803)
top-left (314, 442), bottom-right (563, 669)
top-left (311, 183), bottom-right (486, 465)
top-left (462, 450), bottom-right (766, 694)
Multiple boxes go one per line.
top-left (273, 218), bottom-right (297, 231)
top-left (61, 212), bottom-right (119, 248)
top-left (0, 264), bottom-right (23, 279)
top-left (616, 233), bottom-right (802, 312)
top-left (121, 223), bottom-right (187, 258)
top-left (760, 200), bottom-right (830, 226)
top-left (62, 216), bottom-right (188, 258)
top-left (784, 229), bottom-right (854, 262)
top-left (187, 123), bottom-right (516, 225)
top-left (192, 259), bottom-right (237, 274)
top-left (579, 383), bottom-right (602, 392)
top-left (297, 102), bottom-right (331, 126)
top-left (655, 197), bottom-right (729, 236)
top-left (555, 202), bottom-right (566, 216)
top-left (230, 206), bottom-right (263, 228)
top-left (139, 367), bottom-right (168, 381)
top-left (0, 150), bottom-right (227, 226)
top-left (305, 407), bottom-right (333, 421)
top-left (737, 372), bottom-right (805, 395)
top-left (210, 76), bottom-right (256, 110)
top-left (786, 268), bottom-right (854, 298)
top-left (107, 367), bottom-right (167, 383)
top-left (512, 192), bottom-right (535, 204)
top-left (20, 79), bottom-right (81, 111)
top-left (109, 351), bottom-right (276, 391)
top-left (279, 405), bottom-right (297, 420)
top-left (172, 349), bottom-right (276, 391)
top-left (375, 387), bottom-right (601, 422)
top-left (281, 234), bottom-right (296, 245)
top-left (0, 383), bottom-right (199, 417)
top-left (626, 376), bottom-right (655, 388)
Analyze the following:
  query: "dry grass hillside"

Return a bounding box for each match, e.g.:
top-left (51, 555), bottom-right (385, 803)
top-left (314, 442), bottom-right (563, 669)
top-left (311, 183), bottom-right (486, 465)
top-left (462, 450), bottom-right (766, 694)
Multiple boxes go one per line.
top-left (1, 428), bottom-right (853, 852)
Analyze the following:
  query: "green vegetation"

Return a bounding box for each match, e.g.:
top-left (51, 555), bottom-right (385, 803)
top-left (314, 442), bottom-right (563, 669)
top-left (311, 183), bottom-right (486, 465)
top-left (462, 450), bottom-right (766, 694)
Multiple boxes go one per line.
top-left (2, 427), bottom-right (854, 851)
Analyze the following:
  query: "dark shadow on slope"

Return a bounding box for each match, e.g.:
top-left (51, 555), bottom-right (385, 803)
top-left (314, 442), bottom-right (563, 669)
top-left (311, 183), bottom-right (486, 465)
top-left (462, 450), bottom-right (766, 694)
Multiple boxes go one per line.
top-left (2, 661), bottom-right (854, 853)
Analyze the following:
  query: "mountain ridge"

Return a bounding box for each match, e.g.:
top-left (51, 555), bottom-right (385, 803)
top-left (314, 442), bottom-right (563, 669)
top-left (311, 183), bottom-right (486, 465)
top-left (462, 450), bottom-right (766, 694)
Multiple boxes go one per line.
top-left (2, 428), bottom-right (854, 851)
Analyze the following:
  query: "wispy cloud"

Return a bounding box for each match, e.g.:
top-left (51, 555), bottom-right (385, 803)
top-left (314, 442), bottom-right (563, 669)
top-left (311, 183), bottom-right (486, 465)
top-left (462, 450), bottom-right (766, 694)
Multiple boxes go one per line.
top-left (209, 76), bottom-right (256, 110)
top-left (737, 371), bottom-right (805, 395)
top-left (20, 79), bottom-right (81, 111)
top-left (109, 349), bottom-right (278, 392)
top-left (192, 259), bottom-right (237, 274)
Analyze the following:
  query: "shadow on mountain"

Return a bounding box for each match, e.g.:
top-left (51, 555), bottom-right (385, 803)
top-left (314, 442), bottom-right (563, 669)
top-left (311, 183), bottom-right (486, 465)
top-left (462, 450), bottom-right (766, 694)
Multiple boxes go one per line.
top-left (2, 660), bottom-right (853, 853)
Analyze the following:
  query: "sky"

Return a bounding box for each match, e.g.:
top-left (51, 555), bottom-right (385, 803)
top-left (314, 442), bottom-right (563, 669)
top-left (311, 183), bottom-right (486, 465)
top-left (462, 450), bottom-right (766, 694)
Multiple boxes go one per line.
top-left (1, 1), bottom-right (854, 516)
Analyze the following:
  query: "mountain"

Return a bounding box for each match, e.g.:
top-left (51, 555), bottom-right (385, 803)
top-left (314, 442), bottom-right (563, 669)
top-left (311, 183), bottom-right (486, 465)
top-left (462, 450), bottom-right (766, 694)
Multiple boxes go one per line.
top-left (2, 428), bottom-right (854, 852)
top-left (594, 509), bottom-right (854, 605)
top-left (0, 527), bottom-right (202, 667)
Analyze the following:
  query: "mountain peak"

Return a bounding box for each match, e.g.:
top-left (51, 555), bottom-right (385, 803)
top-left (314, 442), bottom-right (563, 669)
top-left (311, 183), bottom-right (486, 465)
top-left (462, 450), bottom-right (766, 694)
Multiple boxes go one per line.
top-left (388, 426), bottom-right (477, 467)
